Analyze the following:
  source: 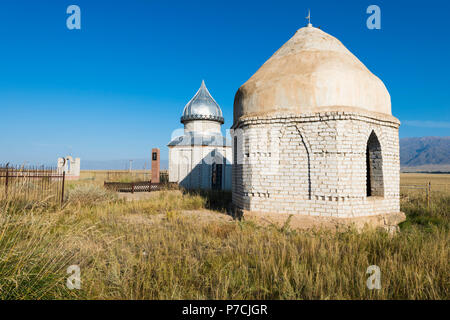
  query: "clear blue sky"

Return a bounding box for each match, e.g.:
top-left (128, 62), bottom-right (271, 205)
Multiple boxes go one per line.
top-left (0, 0), bottom-right (449, 166)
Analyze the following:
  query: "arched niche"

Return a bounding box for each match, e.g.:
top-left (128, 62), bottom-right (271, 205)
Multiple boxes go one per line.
top-left (366, 131), bottom-right (384, 197)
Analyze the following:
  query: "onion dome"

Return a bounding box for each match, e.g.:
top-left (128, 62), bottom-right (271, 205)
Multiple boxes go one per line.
top-left (181, 80), bottom-right (224, 124)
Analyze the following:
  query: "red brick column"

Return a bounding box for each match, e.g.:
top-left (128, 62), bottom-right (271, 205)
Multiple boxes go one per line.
top-left (151, 148), bottom-right (160, 184)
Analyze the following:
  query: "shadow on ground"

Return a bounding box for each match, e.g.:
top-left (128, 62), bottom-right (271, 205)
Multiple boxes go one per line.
top-left (182, 189), bottom-right (235, 214)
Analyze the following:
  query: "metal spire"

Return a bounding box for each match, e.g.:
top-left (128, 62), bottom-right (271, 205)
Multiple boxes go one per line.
top-left (306, 9), bottom-right (312, 27)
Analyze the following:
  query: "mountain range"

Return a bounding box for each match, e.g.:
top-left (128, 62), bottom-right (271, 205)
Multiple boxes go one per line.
top-left (400, 136), bottom-right (450, 172)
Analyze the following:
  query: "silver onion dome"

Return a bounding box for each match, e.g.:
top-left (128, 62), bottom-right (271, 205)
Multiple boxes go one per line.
top-left (181, 80), bottom-right (224, 124)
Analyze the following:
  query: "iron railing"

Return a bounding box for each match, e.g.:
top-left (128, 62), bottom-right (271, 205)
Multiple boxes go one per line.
top-left (103, 181), bottom-right (177, 193)
top-left (0, 164), bottom-right (65, 205)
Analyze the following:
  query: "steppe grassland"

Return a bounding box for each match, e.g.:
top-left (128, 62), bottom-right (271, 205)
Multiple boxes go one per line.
top-left (0, 172), bottom-right (448, 299)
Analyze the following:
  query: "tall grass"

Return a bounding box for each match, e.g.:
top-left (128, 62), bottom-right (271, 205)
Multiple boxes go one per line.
top-left (0, 211), bottom-right (82, 299)
top-left (0, 188), bottom-right (448, 300)
top-left (66, 184), bottom-right (118, 206)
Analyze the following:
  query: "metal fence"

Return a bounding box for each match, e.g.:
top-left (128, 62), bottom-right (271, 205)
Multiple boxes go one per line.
top-left (104, 181), bottom-right (177, 193)
top-left (103, 170), bottom-right (172, 193)
top-left (102, 170), bottom-right (169, 183)
top-left (0, 164), bottom-right (65, 205)
top-left (400, 182), bottom-right (450, 208)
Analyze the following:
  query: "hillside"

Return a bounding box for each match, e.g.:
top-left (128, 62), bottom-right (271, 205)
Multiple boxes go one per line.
top-left (400, 137), bottom-right (450, 172)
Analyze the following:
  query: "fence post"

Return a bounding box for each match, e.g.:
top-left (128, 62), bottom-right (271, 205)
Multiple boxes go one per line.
top-left (427, 182), bottom-right (431, 209)
top-left (61, 171), bottom-right (66, 206)
top-left (5, 166), bottom-right (9, 198)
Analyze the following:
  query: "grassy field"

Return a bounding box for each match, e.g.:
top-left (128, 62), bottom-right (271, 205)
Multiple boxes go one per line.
top-left (79, 170), bottom-right (167, 184)
top-left (0, 173), bottom-right (448, 299)
top-left (401, 173), bottom-right (450, 191)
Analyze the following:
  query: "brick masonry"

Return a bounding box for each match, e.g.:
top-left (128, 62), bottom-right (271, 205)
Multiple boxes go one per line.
top-left (232, 110), bottom-right (401, 218)
top-left (151, 148), bottom-right (160, 184)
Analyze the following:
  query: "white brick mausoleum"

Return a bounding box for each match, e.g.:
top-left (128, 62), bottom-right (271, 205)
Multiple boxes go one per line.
top-left (231, 24), bottom-right (403, 223)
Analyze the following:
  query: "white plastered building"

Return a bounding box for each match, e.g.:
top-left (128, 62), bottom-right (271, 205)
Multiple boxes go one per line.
top-left (168, 81), bottom-right (232, 190)
top-left (57, 156), bottom-right (81, 181)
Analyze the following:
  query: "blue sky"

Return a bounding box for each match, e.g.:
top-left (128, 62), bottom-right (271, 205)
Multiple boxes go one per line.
top-left (0, 0), bottom-right (449, 166)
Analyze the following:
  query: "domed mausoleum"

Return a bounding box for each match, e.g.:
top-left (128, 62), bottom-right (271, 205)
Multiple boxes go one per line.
top-left (231, 24), bottom-right (404, 227)
top-left (168, 81), bottom-right (232, 190)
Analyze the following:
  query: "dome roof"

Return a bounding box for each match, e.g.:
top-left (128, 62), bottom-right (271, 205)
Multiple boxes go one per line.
top-left (181, 80), bottom-right (224, 124)
top-left (234, 25), bottom-right (392, 123)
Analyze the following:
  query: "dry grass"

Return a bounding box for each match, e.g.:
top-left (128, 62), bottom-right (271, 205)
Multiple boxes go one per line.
top-left (66, 184), bottom-right (118, 205)
top-left (401, 173), bottom-right (450, 192)
top-left (0, 174), bottom-right (448, 300)
top-left (79, 170), bottom-right (168, 184)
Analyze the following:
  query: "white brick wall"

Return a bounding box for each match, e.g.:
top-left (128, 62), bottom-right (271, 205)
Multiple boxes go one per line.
top-left (232, 111), bottom-right (400, 218)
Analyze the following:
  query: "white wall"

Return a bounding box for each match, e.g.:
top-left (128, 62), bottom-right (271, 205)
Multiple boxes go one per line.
top-left (232, 111), bottom-right (400, 218)
top-left (168, 145), bottom-right (232, 190)
top-left (184, 120), bottom-right (221, 134)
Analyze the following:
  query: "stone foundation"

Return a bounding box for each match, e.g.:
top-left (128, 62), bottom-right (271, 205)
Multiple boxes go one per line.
top-left (242, 209), bottom-right (406, 233)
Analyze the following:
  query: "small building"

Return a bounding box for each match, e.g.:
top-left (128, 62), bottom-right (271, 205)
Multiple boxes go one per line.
top-left (231, 23), bottom-right (404, 227)
top-left (57, 156), bottom-right (81, 180)
top-left (168, 81), bottom-right (232, 190)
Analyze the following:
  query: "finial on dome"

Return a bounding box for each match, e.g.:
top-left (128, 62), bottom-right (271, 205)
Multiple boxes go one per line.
top-left (306, 9), bottom-right (312, 27)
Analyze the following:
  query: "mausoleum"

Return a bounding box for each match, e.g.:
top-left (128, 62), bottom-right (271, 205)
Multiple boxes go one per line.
top-left (168, 81), bottom-right (232, 190)
top-left (57, 156), bottom-right (81, 181)
top-left (231, 23), bottom-right (404, 227)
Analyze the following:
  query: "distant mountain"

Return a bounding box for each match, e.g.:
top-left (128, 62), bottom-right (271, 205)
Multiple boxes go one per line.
top-left (400, 137), bottom-right (450, 172)
top-left (81, 159), bottom-right (168, 171)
